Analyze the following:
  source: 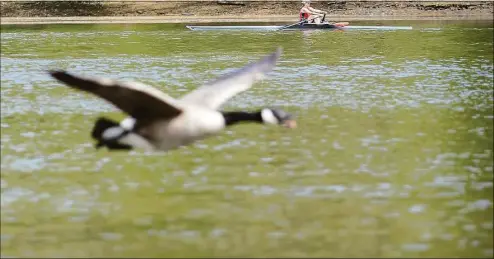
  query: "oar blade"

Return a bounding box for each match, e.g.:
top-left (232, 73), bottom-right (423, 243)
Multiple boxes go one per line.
top-left (333, 22), bottom-right (349, 27)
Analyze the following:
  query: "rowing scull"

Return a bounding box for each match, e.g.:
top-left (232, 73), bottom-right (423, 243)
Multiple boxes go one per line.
top-left (186, 23), bottom-right (413, 31)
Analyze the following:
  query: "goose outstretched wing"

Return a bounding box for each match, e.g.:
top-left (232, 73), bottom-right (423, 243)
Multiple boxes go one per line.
top-left (180, 47), bottom-right (282, 110)
top-left (49, 70), bottom-right (182, 120)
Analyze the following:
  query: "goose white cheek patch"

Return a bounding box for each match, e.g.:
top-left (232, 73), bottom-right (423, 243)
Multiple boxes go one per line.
top-left (261, 109), bottom-right (279, 125)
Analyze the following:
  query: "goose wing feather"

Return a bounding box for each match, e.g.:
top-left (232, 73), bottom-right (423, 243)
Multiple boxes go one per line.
top-left (180, 47), bottom-right (282, 110)
top-left (49, 70), bottom-right (183, 121)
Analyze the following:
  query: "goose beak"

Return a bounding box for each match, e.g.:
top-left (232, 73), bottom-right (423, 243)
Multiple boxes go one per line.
top-left (265, 108), bottom-right (297, 129)
top-left (283, 119), bottom-right (297, 129)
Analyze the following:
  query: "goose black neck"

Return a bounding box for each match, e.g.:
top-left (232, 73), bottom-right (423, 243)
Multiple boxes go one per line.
top-left (222, 111), bottom-right (262, 126)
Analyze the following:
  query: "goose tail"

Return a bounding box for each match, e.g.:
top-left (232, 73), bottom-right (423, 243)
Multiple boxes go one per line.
top-left (91, 117), bottom-right (132, 150)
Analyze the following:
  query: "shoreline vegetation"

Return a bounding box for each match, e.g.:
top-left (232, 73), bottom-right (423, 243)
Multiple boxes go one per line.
top-left (1, 1), bottom-right (493, 25)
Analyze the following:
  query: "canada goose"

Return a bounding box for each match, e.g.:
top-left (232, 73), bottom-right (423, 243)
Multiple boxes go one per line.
top-left (49, 47), bottom-right (296, 152)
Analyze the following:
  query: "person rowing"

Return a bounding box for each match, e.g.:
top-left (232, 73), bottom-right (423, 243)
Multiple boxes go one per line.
top-left (299, 0), bottom-right (328, 24)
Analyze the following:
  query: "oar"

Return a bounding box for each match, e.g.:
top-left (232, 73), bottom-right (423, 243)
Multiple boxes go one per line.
top-left (276, 20), bottom-right (307, 31)
top-left (276, 16), bottom-right (319, 31)
top-left (331, 22), bottom-right (349, 27)
top-left (320, 12), bottom-right (349, 27)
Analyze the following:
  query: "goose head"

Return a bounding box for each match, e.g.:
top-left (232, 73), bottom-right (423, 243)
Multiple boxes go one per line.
top-left (261, 108), bottom-right (297, 128)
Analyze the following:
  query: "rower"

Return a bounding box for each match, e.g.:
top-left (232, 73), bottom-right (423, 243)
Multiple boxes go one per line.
top-left (299, 0), bottom-right (327, 24)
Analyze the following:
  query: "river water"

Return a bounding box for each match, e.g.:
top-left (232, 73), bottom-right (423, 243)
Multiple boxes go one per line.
top-left (1, 20), bottom-right (493, 257)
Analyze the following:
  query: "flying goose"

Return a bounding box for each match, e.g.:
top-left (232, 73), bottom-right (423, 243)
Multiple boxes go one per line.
top-left (49, 47), bottom-right (296, 152)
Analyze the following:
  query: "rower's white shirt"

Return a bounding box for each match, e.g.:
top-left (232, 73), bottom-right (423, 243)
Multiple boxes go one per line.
top-left (301, 6), bottom-right (324, 15)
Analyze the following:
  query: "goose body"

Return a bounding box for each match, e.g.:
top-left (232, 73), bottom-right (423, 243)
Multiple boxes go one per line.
top-left (49, 47), bottom-right (296, 152)
top-left (134, 107), bottom-right (226, 150)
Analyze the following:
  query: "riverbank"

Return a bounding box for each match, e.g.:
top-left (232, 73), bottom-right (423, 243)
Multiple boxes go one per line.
top-left (1, 1), bottom-right (493, 25)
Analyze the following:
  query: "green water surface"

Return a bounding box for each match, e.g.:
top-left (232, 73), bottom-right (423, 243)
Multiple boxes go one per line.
top-left (1, 20), bottom-right (493, 258)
